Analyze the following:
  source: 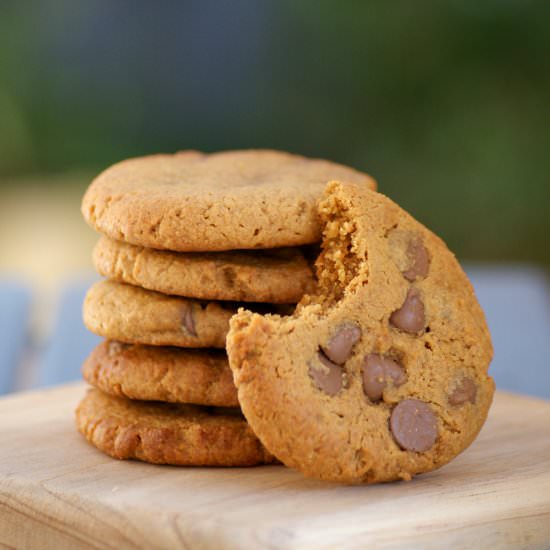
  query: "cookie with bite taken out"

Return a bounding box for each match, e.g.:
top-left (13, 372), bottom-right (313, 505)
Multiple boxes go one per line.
top-left (227, 181), bottom-right (494, 484)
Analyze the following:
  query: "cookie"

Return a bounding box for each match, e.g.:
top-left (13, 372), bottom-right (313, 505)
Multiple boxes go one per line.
top-left (93, 235), bottom-right (315, 303)
top-left (227, 181), bottom-right (494, 484)
top-left (82, 150), bottom-right (376, 252)
top-left (83, 341), bottom-right (238, 407)
top-left (83, 280), bottom-right (236, 348)
top-left (75, 388), bottom-right (274, 466)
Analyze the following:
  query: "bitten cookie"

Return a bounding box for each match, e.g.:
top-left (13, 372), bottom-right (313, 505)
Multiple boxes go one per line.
top-left (93, 236), bottom-right (316, 303)
top-left (82, 150), bottom-right (376, 252)
top-left (83, 280), bottom-right (236, 348)
top-left (76, 389), bottom-right (274, 466)
top-left (83, 341), bottom-right (238, 407)
top-left (227, 181), bottom-right (494, 484)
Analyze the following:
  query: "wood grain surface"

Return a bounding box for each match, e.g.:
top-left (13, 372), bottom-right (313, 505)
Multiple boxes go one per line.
top-left (0, 383), bottom-right (549, 549)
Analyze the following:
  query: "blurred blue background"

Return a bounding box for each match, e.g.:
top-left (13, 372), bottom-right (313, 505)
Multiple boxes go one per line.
top-left (0, 1), bottom-right (548, 397)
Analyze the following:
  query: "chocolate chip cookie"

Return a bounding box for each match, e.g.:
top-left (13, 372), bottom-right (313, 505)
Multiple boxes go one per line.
top-left (93, 235), bottom-right (315, 303)
top-left (83, 280), bottom-right (236, 347)
top-left (83, 341), bottom-right (238, 407)
top-left (227, 181), bottom-right (494, 483)
top-left (82, 150), bottom-right (376, 252)
top-left (76, 388), bottom-right (275, 466)
top-left (83, 280), bottom-right (293, 348)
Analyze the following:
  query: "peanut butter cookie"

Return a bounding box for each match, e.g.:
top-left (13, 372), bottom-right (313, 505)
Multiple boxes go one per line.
top-left (75, 388), bottom-right (275, 466)
top-left (83, 280), bottom-right (235, 348)
top-left (227, 182), bottom-right (494, 483)
top-left (83, 341), bottom-right (238, 407)
top-left (93, 236), bottom-right (315, 303)
top-left (82, 150), bottom-right (376, 252)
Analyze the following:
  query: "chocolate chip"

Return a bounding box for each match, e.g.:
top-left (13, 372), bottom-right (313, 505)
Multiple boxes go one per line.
top-left (449, 377), bottom-right (477, 405)
top-left (390, 399), bottom-right (438, 452)
top-left (390, 287), bottom-right (425, 334)
top-left (362, 354), bottom-right (407, 401)
top-left (403, 237), bottom-right (430, 281)
top-left (181, 304), bottom-right (197, 337)
top-left (321, 322), bottom-right (362, 365)
top-left (308, 352), bottom-right (343, 396)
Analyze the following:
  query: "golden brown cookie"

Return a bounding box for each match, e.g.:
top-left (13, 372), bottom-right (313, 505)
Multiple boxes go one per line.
top-left (83, 280), bottom-right (236, 348)
top-left (82, 150), bottom-right (376, 252)
top-left (83, 341), bottom-right (238, 407)
top-left (75, 388), bottom-right (275, 466)
top-left (93, 236), bottom-right (315, 303)
top-left (227, 181), bottom-right (494, 484)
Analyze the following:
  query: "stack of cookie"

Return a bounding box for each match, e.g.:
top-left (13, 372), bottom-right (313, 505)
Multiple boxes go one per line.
top-left (76, 150), bottom-right (376, 467)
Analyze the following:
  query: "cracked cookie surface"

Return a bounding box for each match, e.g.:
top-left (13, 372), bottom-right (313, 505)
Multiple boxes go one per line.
top-left (227, 181), bottom-right (494, 483)
top-left (93, 235), bottom-right (315, 303)
top-left (76, 388), bottom-right (275, 466)
top-left (83, 341), bottom-right (238, 407)
top-left (82, 150), bottom-right (376, 252)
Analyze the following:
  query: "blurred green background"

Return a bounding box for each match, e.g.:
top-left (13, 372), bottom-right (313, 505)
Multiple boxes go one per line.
top-left (1, 0), bottom-right (549, 276)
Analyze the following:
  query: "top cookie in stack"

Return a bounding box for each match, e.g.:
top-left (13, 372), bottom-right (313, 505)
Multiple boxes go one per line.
top-left (81, 149), bottom-right (376, 252)
top-left (76, 150), bottom-right (376, 466)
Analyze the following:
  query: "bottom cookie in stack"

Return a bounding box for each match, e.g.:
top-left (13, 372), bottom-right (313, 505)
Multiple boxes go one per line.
top-left (76, 388), bottom-right (275, 466)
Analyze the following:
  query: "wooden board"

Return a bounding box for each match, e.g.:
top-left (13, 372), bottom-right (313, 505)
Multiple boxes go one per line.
top-left (1, 383), bottom-right (549, 549)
